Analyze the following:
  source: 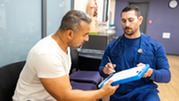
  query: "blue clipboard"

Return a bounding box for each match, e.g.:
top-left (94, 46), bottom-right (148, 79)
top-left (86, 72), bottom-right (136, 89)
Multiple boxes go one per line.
top-left (98, 64), bottom-right (150, 88)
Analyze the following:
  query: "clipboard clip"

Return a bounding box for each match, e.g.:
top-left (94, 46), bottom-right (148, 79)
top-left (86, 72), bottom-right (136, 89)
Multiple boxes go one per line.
top-left (136, 65), bottom-right (146, 73)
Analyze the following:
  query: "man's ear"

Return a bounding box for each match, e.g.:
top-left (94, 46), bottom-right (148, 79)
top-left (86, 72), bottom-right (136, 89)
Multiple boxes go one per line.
top-left (66, 30), bottom-right (74, 40)
top-left (138, 16), bottom-right (143, 25)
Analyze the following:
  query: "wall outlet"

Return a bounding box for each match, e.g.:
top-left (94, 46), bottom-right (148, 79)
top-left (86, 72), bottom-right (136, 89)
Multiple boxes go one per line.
top-left (162, 32), bottom-right (170, 39)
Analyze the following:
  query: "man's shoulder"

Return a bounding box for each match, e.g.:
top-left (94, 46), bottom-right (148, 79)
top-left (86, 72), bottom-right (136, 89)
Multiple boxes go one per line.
top-left (108, 35), bottom-right (122, 46)
top-left (142, 34), bottom-right (163, 48)
top-left (31, 35), bottom-right (58, 54)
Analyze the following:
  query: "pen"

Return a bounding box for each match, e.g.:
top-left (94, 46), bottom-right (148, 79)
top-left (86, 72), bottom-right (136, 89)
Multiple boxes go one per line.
top-left (107, 56), bottom-right (114, 68)
top-left (107, 56), bottom-right (116, 75)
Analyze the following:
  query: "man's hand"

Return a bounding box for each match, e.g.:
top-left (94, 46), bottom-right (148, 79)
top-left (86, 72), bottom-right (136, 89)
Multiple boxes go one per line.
top-left (101, 80), bottom-right (119, 96)
top-left (137, 63), bottom-right (153, 78)
top-left (103, 63), bottom-right (116, 75)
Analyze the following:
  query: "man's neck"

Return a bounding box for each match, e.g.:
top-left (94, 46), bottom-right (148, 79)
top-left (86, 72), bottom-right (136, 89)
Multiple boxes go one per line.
top-left (52, 31), bottom-right (68, 54)
top-left (124, 31), bottom-right (141, 39)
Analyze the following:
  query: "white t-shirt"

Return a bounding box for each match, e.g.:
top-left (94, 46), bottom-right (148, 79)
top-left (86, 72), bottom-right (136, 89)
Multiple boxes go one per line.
top-left (13, 35), bottom-right (71, 101)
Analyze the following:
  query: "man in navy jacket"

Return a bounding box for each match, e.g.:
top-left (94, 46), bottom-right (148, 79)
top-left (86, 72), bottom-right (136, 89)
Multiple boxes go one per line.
top-left (99, 5), bottom-right (171, 101)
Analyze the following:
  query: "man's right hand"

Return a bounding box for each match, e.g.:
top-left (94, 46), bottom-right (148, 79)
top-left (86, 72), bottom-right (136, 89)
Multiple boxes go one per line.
top-left (103, 63), bottom-right (116, 75)
top-left (100, 80), bottom-right (119, 96)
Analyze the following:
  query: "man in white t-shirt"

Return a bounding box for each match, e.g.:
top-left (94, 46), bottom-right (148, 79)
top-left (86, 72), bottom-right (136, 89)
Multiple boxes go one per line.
top-left (13, 10), bottom-right (119, 101)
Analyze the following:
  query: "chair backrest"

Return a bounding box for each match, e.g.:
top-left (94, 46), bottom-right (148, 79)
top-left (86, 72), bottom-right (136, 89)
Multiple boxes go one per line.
top-left (70, 48), bottom-right (79, 73)
top-left (0, 61), bottom-right (25, 101)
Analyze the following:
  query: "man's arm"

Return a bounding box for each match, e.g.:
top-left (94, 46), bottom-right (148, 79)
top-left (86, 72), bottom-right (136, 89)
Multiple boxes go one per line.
top-left (99, 48), bottom-right (113, 78)
top-left (150, 69), bottom-right (171, 83)
top-left (151, 44), bottom-right (171, 83)
top-left (40, 74), bottom-right (119, 101)
top-left (137, 63), bottom-right (171, 83)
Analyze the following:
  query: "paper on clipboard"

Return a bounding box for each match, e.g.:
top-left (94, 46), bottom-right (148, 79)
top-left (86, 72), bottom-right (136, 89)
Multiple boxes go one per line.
top-left (98, 64), bottom-right (150, 88)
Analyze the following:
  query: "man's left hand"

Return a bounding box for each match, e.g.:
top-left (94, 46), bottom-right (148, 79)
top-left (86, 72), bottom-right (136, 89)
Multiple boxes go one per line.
top-left (137, 63), bottom-right (153, 78)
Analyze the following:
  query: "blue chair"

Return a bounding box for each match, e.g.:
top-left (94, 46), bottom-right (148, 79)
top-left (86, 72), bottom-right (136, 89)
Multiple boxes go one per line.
top-left (70, 48), bottom-right (102, 90)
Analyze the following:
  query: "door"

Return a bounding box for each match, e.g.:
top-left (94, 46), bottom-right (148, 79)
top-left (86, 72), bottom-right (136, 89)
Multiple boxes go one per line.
top-left (129, 2), bottom-right (149, 34)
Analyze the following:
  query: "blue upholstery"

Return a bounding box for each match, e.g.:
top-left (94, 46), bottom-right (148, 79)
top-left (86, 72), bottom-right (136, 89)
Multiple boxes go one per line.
top-left (70, 71), bottom-right (102, 85)
top-left (70, 48), bottom-right (102, 90)
top-left (71, 82), bottom-right (97, 90)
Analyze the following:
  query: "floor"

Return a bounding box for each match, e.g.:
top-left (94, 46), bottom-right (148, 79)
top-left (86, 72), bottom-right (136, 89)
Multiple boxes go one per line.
top-left (157, 55), bottom-right (179, 101)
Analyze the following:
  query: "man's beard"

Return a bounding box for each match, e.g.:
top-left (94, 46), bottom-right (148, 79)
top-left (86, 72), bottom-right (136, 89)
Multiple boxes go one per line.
top-left (124, 27), bottom-right (135, 36)
top-left (76, 45), bottom-right (83, 50)
top-left (72, 42), bottom-right (84, 49)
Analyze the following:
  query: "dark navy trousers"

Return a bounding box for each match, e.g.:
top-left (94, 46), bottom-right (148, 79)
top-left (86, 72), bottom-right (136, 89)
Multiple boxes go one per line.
top-left (110, 86), bottom-right (160, 101)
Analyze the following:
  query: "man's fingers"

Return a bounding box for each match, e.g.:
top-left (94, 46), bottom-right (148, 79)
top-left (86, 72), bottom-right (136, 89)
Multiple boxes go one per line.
top-left (106, 80), bottom-right (113, 85)
top-left (137, 63), bottom-right (144, 67)
top-left (104, 63), bottom-right (116, 75)
top-left (107, 63), bottom-right (116, 70)
top-left (113, 84), bottom-right (119, 89)
top-left (143, 74), bottom-right (149, 78)
top-left (106, 80), bottom-right (119, 88)
top-left (108, 63), bottom-right (114, 68)
top-left (113, 64), bottom-right (116, 68)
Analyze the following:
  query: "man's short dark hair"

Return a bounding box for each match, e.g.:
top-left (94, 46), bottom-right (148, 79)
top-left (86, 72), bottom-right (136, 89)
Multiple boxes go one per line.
top-left (59, 10), bottom-right (92, 33)
top-left (121, 5), bottom-right (141, 17)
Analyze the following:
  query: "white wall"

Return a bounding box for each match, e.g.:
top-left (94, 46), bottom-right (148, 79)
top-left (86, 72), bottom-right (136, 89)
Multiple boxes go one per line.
top-left (109, 0), bottom-right (116, 25)
top-left (96, 0), bottom-right (104, 22)
top-left (74, 0), bottom-right (116, 24)
top-left (74, 0), bottom-right (104, 22)
top-left (74, 0), bottom-right (89, 13)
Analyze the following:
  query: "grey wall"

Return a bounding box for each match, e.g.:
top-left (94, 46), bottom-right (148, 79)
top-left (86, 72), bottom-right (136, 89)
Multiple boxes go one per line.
top-left (115, 0), bottom-right (179, 55)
